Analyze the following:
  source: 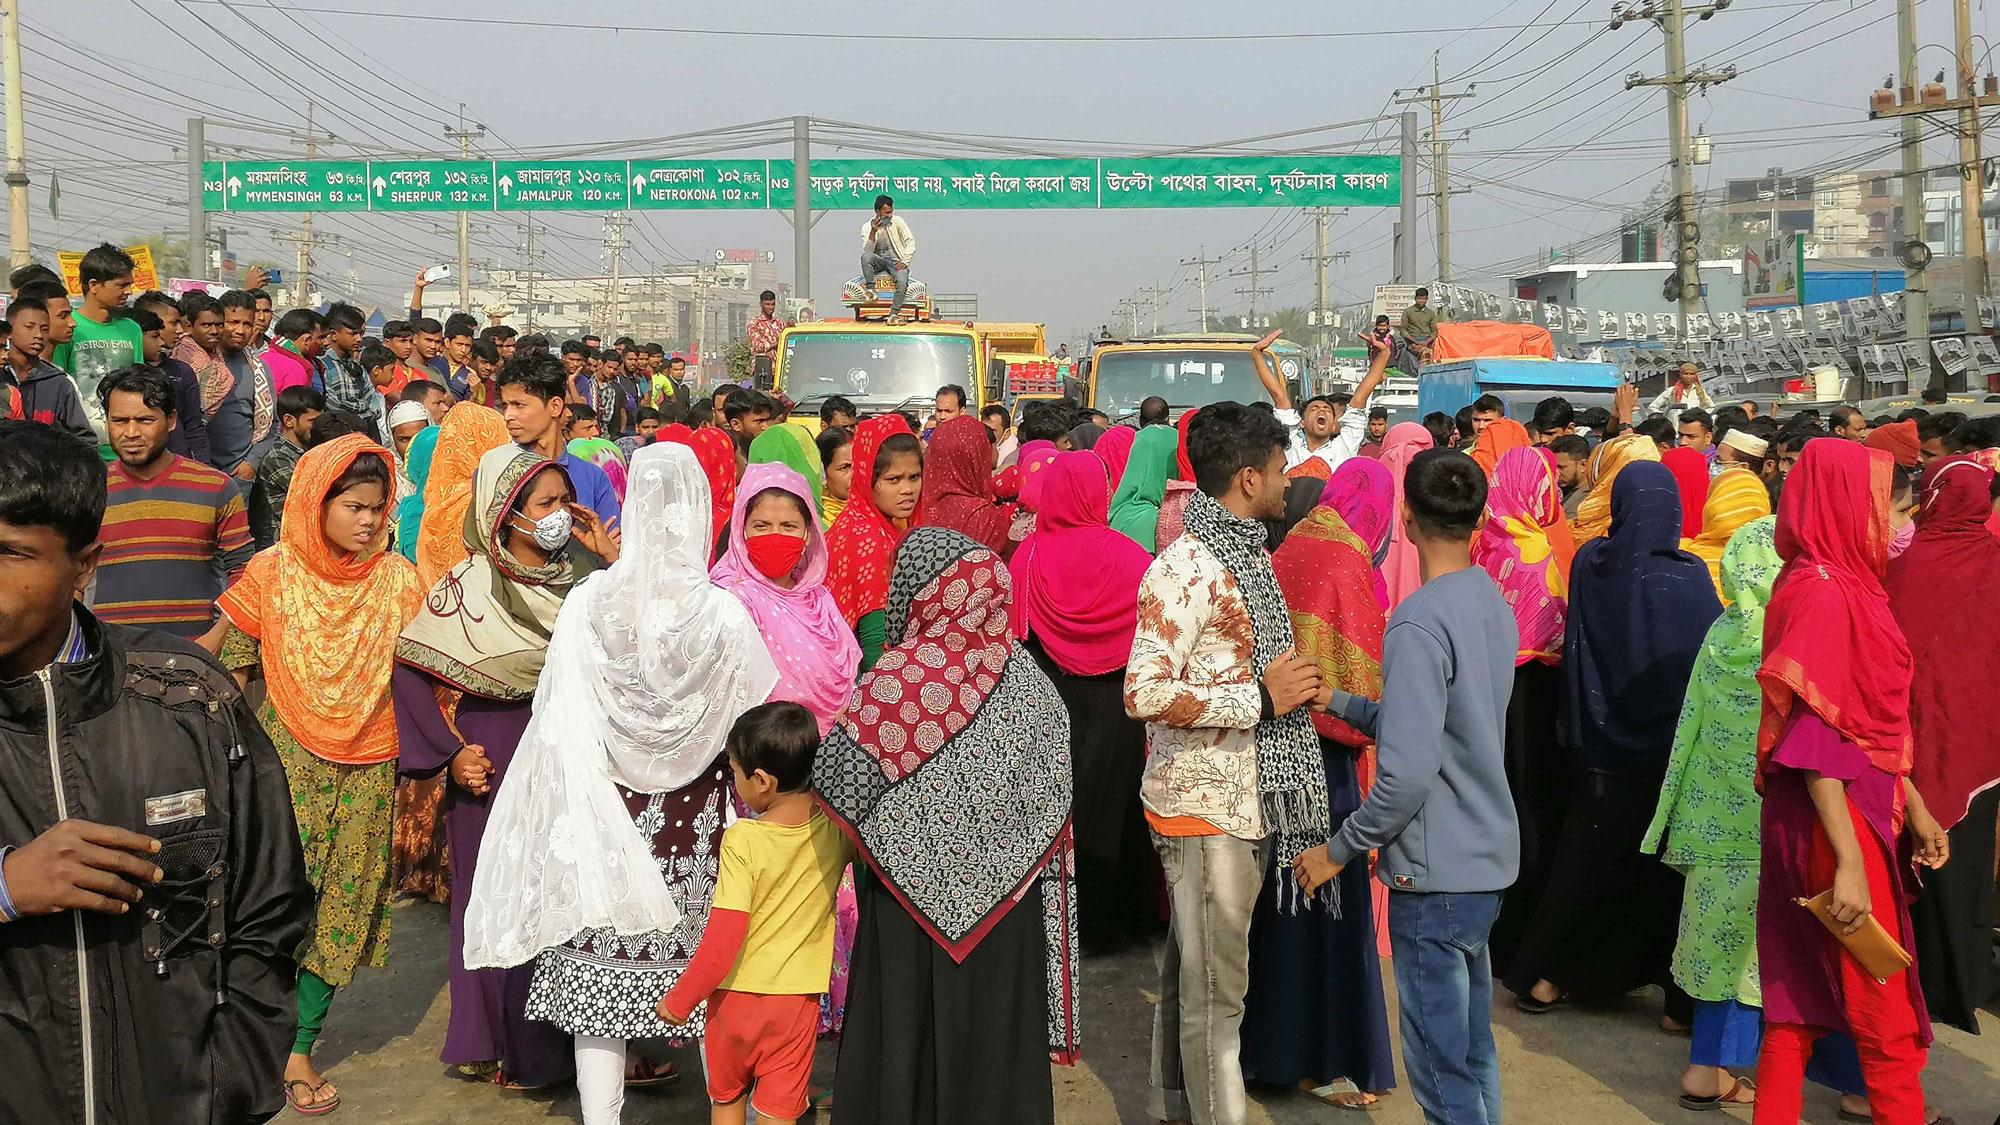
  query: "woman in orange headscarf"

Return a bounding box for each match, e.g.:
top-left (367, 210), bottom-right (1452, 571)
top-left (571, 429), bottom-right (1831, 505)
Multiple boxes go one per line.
top-left (416, 402), bottom-right (512, 590)
top-left (1572, 430), bottom-right (1663, 541)
top-left (1469, 417), bottom-right (1533, 476)
top-left (213, 434), bottom-right (424, 1113)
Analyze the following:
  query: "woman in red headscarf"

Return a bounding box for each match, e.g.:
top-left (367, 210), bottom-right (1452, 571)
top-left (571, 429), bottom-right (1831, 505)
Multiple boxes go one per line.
top-left (1661, 446), bottom-right (1712, 538)
top-left (1884, 454), bottom-right (2000, 1034)
top-left (826, 414), bottom-right (925, 670)
top-left (1750, 439), bottom-right (1949, 1125)
top-left (918, 414), bottom-right (1013, 556)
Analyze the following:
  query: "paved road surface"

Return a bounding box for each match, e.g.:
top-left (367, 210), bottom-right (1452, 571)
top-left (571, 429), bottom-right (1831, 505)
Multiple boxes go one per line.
top-left (316, 900), bottom-right (1999, 1123)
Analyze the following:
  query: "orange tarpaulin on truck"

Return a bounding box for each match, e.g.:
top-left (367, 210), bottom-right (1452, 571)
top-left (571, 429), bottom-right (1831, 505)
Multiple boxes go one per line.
top-left (1430, 320), bottom-right (1555, 362)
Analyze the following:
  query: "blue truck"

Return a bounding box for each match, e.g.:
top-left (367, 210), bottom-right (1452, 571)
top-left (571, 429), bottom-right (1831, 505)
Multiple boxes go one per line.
top-left (1416, 356), bottom-right (1625, 423)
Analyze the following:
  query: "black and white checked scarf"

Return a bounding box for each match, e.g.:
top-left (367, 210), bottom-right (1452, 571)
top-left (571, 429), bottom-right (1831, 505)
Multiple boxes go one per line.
top-left (1182, 488), bottom-right (1331, 913)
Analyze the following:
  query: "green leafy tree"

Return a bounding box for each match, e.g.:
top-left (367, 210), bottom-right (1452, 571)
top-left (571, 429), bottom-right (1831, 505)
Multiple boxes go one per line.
top-left (724, 336), bottom-right (752, 385)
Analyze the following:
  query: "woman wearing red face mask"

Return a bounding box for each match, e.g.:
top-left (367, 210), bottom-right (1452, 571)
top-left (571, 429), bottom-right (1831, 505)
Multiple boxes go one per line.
top-left (711, 461), bottom-right (864, 1050)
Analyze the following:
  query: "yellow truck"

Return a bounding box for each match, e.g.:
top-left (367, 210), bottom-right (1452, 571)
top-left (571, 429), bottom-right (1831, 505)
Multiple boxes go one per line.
top-left (774, 319), bottom-right (984, 432)
top-left (1084, 333), bottom-right (1306, 421)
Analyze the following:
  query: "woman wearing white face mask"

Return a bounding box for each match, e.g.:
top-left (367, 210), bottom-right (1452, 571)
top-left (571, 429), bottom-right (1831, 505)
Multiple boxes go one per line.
top-left (393, 446), bottom-right (618, 1093)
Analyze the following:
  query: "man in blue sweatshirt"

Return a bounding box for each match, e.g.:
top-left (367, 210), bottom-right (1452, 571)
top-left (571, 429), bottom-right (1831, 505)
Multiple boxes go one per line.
top-left (1294, 449), bottom-right (1520, 1125)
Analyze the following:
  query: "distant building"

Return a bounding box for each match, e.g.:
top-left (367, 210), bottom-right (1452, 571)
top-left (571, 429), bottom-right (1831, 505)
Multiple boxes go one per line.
top-left (1510, 259), bottom-right (1747, 318)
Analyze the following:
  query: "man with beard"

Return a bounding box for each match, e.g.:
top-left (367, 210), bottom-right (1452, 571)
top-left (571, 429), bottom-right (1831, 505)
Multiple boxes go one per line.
top-left (209, 290), bottom-right (277, 483)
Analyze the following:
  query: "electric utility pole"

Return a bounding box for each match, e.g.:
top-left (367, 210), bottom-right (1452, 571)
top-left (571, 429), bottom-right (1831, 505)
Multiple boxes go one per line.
top-left (295, 101), bottom-right (315, 306)
top-left (1138, 284), bottom-right (1170, 335)
top-left (1229, 243), bottom-right (1272, 327)
top-left (1619, 0), bottom-right (1736, 335)
top-left (3, 0), bottom-right (29, 268)
top-left (1869, 0), bottom-right (1998, 375)
top-left (1181, 247), bottom-right (1221, 332)
top-left (601, 214), bottom-right (629, 338)
top-left (1395, 55), bottom-right (1474, 283)
top-left (518, 221), bottom-right (538, 331)
top-left (1304, 208), bottom-right (1351, 368)
top-left (446, 104), bottom-right (485, 311)
top-left (1116, 297), bottom-right (1143, 338)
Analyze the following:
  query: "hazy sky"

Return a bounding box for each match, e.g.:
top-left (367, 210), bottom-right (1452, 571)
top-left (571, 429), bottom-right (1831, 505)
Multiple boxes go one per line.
top-left (11, 0), bottom-right (1972, 345)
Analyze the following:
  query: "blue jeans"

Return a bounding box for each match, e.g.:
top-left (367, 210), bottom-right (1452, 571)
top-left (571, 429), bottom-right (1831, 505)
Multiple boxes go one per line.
top-left (861, 251), bottom-right (909, 313)
top-left (1388, 889), bottom-right (1503, 1125)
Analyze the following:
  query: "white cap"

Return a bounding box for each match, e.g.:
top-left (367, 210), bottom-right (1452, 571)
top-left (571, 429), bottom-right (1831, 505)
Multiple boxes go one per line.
top-left (1719, 428), bottom-right (1768, 459)
top-left (387, 401), bottom-right (432, 430)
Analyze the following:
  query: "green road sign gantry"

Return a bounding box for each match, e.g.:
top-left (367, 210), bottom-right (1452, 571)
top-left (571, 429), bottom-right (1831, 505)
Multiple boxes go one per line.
top-left (196, 155), bottom-right (1400, 213)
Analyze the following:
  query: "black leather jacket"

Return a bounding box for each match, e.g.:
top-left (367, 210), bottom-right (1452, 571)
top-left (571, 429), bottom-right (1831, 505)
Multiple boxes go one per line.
top-left (0, 609), bottom-right (310, 1124)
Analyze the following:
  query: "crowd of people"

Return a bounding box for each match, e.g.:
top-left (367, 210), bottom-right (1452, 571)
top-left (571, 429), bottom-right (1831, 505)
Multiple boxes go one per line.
top-left (0, 242), bottom-right (1996, 1125)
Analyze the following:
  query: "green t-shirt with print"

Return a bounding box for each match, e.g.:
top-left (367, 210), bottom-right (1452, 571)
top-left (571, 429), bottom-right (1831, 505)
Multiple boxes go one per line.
top-left (52, 309), bottom-right (144, 443)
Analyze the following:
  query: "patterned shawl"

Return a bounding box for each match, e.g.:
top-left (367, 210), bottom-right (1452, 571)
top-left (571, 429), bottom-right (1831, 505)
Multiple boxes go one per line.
top-left (1661, 447), bottom-right (1712, 537)
top-left (748, 423), bottom-right (824, 508)
top-left (1573, 431), bottom-right (1662, 541)
top-left (218, 434), bottom-right (423, 764)
top-left (396, 447), bottom-right (590, 700)
top-left (1474, 446), bottom-right (1571, 665)
top-left (813, 528), bottom-right (1080, 1063)
top-left (1885, 454), bottom-right (2000, 829)
top-left (827, 414), bottom-right (919, 626)
top-left (1182, 488), bottom-right (1329, 910)
top-left (396, 423), bottom-right (439, 564)
top-left (711, 463), bottom-right (861, 734)
top-left (1008, 451), bottom-right (1152, 677)
top-left (1642, 515), bottom-right (1782, 867)
top-left (1683, 466), bottom-right (1772, 602)
top-left (1273, 481), bottom-right (1388, 747)
top-left (567, 437), bottom-right (628, 505)
top-left (918, 414), bottom-right (1011, 554)
top-left (172, 335), bottom-right (231, 416)
top-left (414, 403), bottom-right (512, 590)
top-left (1108, 424), bottom-right (1180, 552)
top-left (1758, 439), bottom-right (1913, 780)
top-left (1378, 421), bottom-right (1436, 610)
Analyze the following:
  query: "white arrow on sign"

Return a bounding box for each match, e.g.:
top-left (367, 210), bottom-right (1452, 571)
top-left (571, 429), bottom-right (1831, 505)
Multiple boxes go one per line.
top-left (631, 173), bottom-right (645, 196)
top-left (372, 175), bottom-right (387, 196)
top-left (498, 175), bottom-right (514, 196)
top-left (227, 176), bottom-right (242, 198)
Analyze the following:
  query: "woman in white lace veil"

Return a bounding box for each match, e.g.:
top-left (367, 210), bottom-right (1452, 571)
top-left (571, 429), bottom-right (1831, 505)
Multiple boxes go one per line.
top-left (464, 442), bottom-right (778, 1123)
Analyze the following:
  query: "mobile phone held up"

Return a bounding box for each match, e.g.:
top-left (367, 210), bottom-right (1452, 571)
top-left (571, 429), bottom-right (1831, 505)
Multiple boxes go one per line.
top-left (421, 264), bottom-right (453, 284)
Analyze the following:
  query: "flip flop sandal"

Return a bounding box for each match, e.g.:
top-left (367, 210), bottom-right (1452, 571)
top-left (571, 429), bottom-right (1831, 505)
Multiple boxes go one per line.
top-left (623, 1057), bottom-right (680, 1089)
top-left (1678, 1077), bottom-right (1754, 1111)
top-left (491, 1068), bottom-right (553, 1092)
top-left (1300, 1077), bottom-right (1380, 1111)
top-left (283, 1078), bottom-right (340, 1117)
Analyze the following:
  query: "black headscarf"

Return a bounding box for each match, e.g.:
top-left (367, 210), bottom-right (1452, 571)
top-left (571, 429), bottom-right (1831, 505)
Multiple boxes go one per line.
top-left (1559, 460), bottom-right (1722, 774)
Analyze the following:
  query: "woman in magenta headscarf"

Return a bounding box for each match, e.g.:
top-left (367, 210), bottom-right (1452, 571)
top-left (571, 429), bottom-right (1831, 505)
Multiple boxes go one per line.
top-left (710, 460), bottom-right (865, 1041)
top-left (1093, 424), bottom-right (1137, 486)
top-left (1377, 421), bottom-right (1436, 609)
top-left (1010, 450), bottom-right (1156, 953)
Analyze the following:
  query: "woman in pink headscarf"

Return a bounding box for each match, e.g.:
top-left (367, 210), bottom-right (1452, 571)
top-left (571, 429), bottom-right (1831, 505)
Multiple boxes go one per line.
top-left (710, 460), bottom-right (865, 1041)
top-left (1377, 421), bottom-right (1436, 609)
top-left (1010, 450), bottom-right (1157, 952)
top-left (1092, 424), bottom-right (1137, 486)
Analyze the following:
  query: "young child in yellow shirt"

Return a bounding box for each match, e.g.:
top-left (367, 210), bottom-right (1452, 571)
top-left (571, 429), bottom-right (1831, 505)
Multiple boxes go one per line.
top-left (657, 701), bottom-right (851, 1125)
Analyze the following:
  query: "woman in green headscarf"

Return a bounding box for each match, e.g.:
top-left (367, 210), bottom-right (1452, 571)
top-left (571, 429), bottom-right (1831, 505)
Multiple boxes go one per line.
top-left (1639, 515), bottom-right (1783, 1109)
top-left (749, 422), bottom-right (823, 507)
top-left (397, 424), bottom-right (441, 563)
top-left (1108, 424), bottom-right (1179, 552)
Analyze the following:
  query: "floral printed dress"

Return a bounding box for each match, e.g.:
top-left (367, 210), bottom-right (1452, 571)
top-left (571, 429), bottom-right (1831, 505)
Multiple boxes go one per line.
top-left (525, 758), bottom-right (729, 1039)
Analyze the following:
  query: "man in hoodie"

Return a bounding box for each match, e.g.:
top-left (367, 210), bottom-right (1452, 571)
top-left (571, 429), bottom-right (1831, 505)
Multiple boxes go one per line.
top-left (2, 293), bottom-right (92, 440)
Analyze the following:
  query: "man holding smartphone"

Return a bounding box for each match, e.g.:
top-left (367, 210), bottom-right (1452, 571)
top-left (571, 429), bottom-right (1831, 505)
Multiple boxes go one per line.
top-left (860, 194), bottom-right (916, 324)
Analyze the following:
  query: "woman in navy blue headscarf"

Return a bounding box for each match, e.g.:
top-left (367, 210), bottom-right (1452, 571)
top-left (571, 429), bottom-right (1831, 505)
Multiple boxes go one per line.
top-left (1504, 461), bottom-right (1722, 1024)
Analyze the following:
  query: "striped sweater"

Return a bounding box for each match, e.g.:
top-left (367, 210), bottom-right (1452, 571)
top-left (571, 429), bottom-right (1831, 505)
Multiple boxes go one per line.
top-left (94, 454), bottom-right (255, 637)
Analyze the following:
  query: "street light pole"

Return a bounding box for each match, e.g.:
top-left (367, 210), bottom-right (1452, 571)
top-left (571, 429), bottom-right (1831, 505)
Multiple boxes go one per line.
top-left (3, 0), bottom-right (30, 268)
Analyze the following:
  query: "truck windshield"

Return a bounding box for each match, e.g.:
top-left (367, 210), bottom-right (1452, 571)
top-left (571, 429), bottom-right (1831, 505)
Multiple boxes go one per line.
top-left (782, 332), bottom-right (976, 407)
top-left (1094, 350), bottom-right (1272, 418)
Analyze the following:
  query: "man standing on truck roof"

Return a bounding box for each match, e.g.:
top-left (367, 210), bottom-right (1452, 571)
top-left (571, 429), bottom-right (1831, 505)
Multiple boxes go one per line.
top-left (861, 195), bottom-right (917, 325)
top-left (1399, 286), bottom-right (1443, 373)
